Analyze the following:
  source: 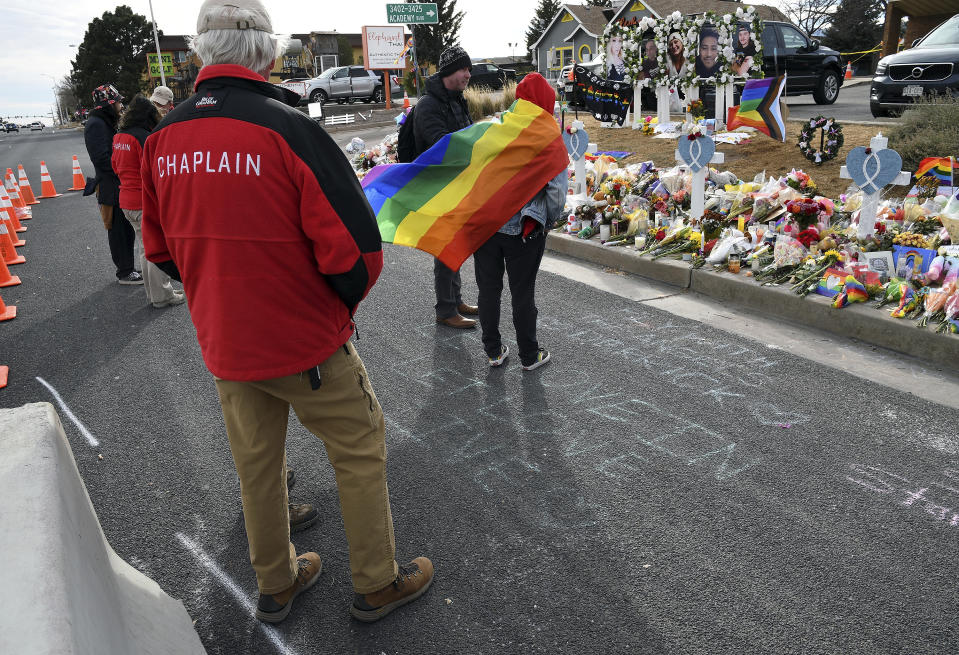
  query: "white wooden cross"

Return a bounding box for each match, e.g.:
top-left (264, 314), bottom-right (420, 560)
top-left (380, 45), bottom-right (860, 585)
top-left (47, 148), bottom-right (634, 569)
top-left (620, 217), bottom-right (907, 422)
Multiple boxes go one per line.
top-left (565, 120), bottom-right (596, 197)
top-left (675, 139), bottom-right (724, 221)
top-left (839, 132), bottom-right (911, 239)
top-left (656, 85), bottom-right (671, 125)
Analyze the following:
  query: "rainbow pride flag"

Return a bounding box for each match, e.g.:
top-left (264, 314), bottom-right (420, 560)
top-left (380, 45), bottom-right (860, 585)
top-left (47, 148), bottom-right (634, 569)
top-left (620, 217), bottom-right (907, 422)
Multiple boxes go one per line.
top-left (915, 156), bottom-right (957, 184)
top-left (726, 76), bottom-right (787, 141)
top-left (362, 99), bottom-right (568, 270)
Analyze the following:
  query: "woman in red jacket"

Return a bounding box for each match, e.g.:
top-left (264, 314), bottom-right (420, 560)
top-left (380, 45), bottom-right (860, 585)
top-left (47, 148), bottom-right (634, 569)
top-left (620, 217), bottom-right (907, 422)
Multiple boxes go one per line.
top-left (112, 95), bottom-right (185, 308)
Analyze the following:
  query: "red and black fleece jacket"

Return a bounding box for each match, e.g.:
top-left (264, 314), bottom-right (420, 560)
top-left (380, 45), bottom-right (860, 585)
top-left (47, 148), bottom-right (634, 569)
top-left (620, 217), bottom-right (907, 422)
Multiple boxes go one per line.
top-left (141, 64), bottom-right (384, 382)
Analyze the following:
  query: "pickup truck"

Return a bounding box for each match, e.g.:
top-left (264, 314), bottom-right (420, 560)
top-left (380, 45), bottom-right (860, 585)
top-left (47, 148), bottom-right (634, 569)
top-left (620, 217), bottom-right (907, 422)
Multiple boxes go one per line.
top-left (561, 20), bottom-right (843, 110)
top-left (302, 66), bottom-right (403, 104)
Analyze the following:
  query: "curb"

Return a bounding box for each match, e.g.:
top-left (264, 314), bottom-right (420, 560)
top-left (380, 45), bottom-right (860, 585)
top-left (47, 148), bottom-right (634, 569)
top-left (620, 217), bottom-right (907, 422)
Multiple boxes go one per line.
top-left (545, 233), bottom-right (959, 366)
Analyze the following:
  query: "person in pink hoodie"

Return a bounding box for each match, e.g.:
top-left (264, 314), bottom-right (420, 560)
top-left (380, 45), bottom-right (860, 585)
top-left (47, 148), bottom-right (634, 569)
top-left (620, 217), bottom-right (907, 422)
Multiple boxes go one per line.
top-left (473, 73), bottom-right (566, 371)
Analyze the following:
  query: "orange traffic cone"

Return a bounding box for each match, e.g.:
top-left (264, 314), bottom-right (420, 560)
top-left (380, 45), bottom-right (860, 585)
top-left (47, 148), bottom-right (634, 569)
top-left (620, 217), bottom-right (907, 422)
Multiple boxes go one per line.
top-left (0, 250), bottom-right (20, 287)
top-left (0, 223), bottom-right (25, 265)
top-left (5, 170), bottom-right (25, 209)
top-left (5, 170), bottom-right (32, 222)
top-left (0, 189), bottom-right (25, 243)
top-left (0, 187), bottom-right (25, 237)
top-left (844, 61), bottom-right (853, 80)
top-left (0, 290), bottom-right (15, 322)
top-left (403, 90), bottom-right (411, 110)
top-left (38, 161), bottom-right (62, 198)
top-left (68, 155), bottom-right (86, 191)
top-left (17, 165), bottom-right (38, 205)
top-left (0, 365), bottom-right (8, 389)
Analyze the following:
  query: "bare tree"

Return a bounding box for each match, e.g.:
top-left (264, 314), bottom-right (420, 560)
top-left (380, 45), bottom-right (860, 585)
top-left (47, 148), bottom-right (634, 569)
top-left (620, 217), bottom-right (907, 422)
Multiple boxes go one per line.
top-left (779, 0), bottom-right (836, 36)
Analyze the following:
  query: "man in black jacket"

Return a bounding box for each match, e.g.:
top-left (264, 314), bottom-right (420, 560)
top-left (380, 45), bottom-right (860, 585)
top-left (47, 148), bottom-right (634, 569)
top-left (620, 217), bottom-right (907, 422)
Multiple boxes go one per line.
top-left (412, 46), bottom-right (479, 329)
top-left (83, 83), bottom-right (141, 285)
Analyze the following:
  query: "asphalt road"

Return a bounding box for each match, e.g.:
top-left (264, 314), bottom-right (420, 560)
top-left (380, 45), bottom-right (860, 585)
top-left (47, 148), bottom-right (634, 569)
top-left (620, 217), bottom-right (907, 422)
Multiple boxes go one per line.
top-left (785, 79), bottom-right (898, 124)
top-left (2, 128), bottom-right (958, 655)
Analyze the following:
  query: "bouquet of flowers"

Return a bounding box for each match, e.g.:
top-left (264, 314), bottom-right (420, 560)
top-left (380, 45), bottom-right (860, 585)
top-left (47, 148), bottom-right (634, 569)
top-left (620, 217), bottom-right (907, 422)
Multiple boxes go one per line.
top-left (786, 197), bottom-right (824, 231)
top-left (792, 249), bottom-right (844, 297)
top-left (785, 169), bottom-right (817, 195)
top-left (915, 175), bottom-right (940, 201)
top-left (641, 115), bottom-right (657, 136)
top-left (686, 99), bottom-right (705, 121)
top-left (938, 289), bottom-right (959, 333)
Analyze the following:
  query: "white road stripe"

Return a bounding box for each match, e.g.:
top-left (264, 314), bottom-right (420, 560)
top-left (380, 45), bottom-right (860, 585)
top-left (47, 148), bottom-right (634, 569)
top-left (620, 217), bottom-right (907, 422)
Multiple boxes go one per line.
top-left (175, 533), bottom-right (298, 655)
top-left (35, 376), bottom-right (99, 447)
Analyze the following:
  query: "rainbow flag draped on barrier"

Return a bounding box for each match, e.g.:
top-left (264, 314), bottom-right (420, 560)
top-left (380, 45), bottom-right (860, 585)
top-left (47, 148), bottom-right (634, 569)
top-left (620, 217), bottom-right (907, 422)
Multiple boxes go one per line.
top-left (361, 98), bottom-right (569, 270)
top-left (915, 157), bottom-right (957, 184)
top-left (726, 76), bottom-right (787, 141)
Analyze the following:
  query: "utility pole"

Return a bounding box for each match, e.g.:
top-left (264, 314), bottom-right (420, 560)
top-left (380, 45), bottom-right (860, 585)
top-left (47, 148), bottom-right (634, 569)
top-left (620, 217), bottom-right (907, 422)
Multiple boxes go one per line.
top-left (148, 0), bottom-right (165, 86)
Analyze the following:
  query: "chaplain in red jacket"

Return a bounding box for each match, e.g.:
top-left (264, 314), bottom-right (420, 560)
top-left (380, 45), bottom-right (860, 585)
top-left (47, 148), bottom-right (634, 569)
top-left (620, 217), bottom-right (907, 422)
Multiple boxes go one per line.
top-left (141, 0), bottom-right (433, 625)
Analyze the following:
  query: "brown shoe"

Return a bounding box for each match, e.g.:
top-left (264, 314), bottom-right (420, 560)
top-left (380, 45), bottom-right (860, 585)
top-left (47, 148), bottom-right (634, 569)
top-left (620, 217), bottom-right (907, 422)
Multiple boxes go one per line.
top-left (255, 552), bottom-right (322, 623)
top-left (289, 503), bottom-right (318, 533)
top-left (350, 557), bottom-right (434, 623)
top-left (436, 314), bottom-right (476, 329)
top-left (457, 302), bottom-right (479, 315)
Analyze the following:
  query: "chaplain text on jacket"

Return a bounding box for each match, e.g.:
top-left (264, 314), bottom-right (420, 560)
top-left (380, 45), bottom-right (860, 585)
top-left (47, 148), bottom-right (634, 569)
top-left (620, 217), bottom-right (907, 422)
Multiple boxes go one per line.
top-left (156, 151), bottom-right (262, 178)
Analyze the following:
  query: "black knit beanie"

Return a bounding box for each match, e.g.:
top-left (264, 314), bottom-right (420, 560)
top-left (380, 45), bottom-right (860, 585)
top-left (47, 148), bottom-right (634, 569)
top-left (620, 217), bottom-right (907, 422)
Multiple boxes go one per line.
top-left (438, 46), bottom-right (472, 77)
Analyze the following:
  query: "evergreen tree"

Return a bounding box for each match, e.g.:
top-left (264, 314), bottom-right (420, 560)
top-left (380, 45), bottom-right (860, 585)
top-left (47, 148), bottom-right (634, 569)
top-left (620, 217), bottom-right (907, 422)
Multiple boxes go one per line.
top-left (407, 0), bottom-right (464, 67)
top-left (337, 35), bottom-right (354, 66)
top-left (585, 0), bottom-right (612, 7)
top-left (823, 0), bottom-right (885, 56)
top-left (525, 0), bottom-right (561, 51)
top-left (69, 5), bottom-right (157, 107)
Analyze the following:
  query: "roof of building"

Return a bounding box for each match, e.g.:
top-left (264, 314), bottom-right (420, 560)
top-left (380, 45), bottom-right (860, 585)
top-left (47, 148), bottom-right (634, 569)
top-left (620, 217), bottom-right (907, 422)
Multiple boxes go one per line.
top-left (564, 4), bottom-right (616, 37)
top-left (647, 0), bottom-right (787, 22)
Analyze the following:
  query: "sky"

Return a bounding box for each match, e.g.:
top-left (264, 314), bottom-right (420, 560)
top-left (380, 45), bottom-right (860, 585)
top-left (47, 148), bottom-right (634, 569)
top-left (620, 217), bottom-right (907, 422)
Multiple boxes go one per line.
top-left (0, 0), bottom-right (780, 123)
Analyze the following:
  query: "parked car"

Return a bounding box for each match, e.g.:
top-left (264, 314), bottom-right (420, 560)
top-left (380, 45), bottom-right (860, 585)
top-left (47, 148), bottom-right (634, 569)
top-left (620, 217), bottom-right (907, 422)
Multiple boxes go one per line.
top-left (28, 121), bottom-right (43, 131)
top-left (870, 13), bottom-right (959, 117)
top-left (302, 66), bottom-right (403, 104)
top-left (3, 122), bottom-right (18, 133)
top-left (468, 63), bottom-right (517, 90)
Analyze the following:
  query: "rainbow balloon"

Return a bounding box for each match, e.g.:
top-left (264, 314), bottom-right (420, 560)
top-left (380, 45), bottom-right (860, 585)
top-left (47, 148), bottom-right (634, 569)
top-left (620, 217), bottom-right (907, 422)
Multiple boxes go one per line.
top-left (362, 99), bottom-right (568, 271)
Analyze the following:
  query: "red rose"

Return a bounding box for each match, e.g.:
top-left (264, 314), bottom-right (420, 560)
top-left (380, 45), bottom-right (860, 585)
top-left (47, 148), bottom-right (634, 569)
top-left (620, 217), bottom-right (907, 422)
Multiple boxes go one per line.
top-left (655, 229), bottom-right (666, 241)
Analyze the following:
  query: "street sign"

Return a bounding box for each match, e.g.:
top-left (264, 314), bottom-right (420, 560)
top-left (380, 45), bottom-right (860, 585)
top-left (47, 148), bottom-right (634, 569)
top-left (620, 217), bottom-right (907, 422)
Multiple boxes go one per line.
top-left (147, 52), bottom-right (174, 78)
top-left (386, 3), bottom-right (438, 24)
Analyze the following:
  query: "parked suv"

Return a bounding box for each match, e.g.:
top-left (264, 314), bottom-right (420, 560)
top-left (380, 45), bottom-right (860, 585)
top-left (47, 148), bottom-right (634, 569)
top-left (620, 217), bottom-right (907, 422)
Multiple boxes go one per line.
top-left (302, 66), bottom-right (402, 104)
top-left (870, 13), bottom-right (959, 117)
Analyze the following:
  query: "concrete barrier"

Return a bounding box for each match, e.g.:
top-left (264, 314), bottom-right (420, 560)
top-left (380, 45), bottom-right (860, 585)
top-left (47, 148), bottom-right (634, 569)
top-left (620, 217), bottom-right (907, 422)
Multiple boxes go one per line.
top-left (545, 233), bottom-right (959, 366)
top-left (0, 403), bottom-right (206, 655)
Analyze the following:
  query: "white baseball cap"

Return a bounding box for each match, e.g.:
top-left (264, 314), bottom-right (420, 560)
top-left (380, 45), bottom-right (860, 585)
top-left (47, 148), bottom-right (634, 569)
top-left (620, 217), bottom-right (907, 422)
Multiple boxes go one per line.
top-left (150, 86), bottom-right (174, 105)
top-left (196, 0), bottom-right (273, 34)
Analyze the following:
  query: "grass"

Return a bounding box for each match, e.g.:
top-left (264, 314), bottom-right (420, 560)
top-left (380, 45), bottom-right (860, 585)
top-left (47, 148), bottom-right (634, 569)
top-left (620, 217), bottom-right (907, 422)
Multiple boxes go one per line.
top-left (887, 95), bottom-right (959, 173)
top-left (580, 112), bottom-right (899, 199)
top-left (463, 82), bottom-right (520, 123)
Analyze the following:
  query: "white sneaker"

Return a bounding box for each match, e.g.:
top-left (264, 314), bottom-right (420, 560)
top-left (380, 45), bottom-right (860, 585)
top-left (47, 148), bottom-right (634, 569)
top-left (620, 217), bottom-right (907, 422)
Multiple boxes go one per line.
top-left (152, 291), bottom-right (186, 308)
top-left (522, 349), bottom-right (551, 371)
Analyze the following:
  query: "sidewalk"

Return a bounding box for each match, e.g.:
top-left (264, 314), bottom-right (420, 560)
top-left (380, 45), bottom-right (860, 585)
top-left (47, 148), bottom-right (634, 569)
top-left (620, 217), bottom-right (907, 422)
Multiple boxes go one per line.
top-left (545, 233), bottom-right (959, 367)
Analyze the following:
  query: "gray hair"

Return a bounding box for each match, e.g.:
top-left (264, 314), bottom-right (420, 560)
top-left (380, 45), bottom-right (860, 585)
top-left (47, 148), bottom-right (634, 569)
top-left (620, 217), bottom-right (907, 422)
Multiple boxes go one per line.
top-left (189, 28), bottom-right (287, 74)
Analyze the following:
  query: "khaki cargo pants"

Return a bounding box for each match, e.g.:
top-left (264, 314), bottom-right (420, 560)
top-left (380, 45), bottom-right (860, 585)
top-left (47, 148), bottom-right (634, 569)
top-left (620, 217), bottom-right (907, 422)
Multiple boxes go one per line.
top-left (215, 341), bottom-right (398, 595)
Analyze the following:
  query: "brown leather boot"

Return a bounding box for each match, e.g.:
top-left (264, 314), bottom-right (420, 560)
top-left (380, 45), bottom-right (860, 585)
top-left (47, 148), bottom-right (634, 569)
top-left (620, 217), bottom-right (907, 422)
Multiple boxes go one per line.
top-left (457, 302), bottom-right (479, 315)
top-left (350, 557), bottom-right (434, 623)
top-left (255, 552), bottom-right (322, 623)
top-left (289, 503), bottom-right (318, 532)
top-left (436, 314), bottom-right (476, 329)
